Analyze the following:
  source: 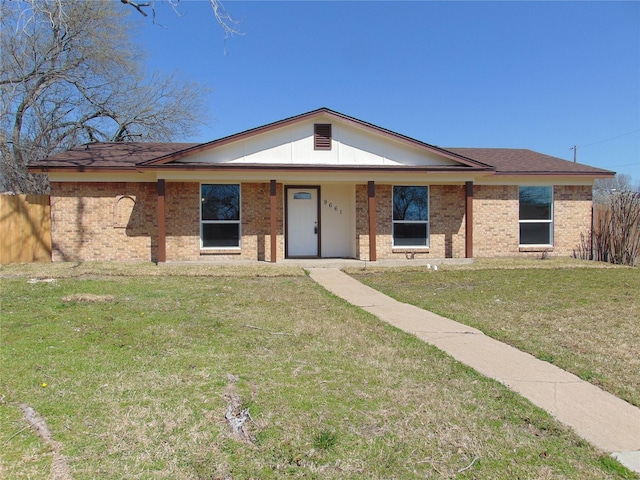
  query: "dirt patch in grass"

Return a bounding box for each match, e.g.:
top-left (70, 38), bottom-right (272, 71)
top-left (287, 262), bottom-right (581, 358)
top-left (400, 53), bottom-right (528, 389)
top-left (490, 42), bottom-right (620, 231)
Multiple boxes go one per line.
top-left (62, 293), bottom-right (115, 303)
top-left (223, 373), bottom-right (255, 442)
top-left (17, 404), bottom-right (71, 480)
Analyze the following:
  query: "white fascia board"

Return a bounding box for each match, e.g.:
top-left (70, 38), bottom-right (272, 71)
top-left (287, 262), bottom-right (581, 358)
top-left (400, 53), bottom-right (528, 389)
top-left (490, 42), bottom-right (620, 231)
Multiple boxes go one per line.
top-left (155, 169), bottom-right (478, 184)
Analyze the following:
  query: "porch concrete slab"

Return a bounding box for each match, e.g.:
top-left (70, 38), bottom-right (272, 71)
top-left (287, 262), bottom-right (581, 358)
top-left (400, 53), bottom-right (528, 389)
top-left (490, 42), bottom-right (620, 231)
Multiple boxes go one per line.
top-left (308, 268), bottom-right (640, 473)
top-left (281, 257), bottom-right (474, 269)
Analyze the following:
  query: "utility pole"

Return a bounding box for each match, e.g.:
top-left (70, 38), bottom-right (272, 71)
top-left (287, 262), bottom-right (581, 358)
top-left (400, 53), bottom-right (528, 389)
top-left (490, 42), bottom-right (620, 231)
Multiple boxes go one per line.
top-left (570, 145), bottom-right (578, 163)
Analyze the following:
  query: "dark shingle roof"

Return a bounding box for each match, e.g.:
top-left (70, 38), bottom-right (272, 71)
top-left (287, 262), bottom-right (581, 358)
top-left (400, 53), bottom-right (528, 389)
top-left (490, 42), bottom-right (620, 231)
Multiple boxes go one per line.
top-left (28, 108), bottom-right (614, 178)
top-left (30, 142), bottom-right (198, 170)
top-left (446, 148), bottom-right (613, 175)
top-left (30, 142), bottom-right (614, 177)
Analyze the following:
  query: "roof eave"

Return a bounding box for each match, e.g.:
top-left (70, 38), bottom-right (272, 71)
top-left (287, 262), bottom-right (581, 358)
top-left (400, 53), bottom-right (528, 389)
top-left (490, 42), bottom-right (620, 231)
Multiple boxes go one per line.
top-left (135, 163), bottom-right (495, 173)
top-left (28, 166), bottom-right (139, 174)
top-left (494, 170), bottom-right (615, 177)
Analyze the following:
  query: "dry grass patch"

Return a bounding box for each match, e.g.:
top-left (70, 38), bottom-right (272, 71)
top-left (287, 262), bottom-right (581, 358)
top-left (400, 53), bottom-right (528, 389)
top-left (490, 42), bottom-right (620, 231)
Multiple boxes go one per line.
top-left (0, 261), bottom-right (305, 280)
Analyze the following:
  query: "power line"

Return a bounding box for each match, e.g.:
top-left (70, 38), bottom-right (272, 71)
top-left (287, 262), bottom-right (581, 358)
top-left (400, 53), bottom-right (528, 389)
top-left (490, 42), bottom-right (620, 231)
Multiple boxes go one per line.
top-left (579, 129), bottom-right (640, 149)
top-left (607, 162), bottom-right (640, 168)
top-left (570, 129), bottom-right (640, 163)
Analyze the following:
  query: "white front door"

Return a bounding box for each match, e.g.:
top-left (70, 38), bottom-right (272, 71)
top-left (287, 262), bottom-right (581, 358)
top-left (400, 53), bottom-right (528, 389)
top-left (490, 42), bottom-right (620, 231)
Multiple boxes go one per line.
top-left (287, 187), bottom-right (319, 257)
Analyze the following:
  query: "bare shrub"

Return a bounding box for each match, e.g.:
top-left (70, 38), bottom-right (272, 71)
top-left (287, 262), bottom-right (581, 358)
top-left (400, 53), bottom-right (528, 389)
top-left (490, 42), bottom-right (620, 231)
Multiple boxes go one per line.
top-left (575, 191), bottom-right (640, 266)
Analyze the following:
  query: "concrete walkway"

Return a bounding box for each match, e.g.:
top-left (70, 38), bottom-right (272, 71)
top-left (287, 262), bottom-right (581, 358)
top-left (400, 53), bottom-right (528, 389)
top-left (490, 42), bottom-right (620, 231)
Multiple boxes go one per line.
top-left (308, 268), bottom-right (640, 474)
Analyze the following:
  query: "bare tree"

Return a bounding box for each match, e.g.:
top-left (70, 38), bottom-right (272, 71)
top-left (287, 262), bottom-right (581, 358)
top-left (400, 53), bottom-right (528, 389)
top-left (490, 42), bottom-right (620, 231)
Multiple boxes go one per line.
top-left (0, 0), bottom-right (211, 193)
top-left (594, 173), bottom-right (639, 204)
top-left (120, 0), bottom-right (241, 40)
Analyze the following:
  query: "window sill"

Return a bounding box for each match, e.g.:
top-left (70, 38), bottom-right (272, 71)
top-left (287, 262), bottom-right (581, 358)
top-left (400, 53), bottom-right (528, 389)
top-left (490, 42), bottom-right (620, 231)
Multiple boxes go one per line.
top-left (200, 249), bottom-right (241, 255)
top-left (392, 248), bottom-right (430, 253)
top-left (519, 246), bottom-right (553, 252)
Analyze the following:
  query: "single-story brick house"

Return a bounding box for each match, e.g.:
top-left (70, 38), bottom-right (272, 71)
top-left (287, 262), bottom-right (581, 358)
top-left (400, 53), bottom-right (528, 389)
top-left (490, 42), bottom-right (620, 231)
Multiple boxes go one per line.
top-left (29, 108), bottom-right (614, 263)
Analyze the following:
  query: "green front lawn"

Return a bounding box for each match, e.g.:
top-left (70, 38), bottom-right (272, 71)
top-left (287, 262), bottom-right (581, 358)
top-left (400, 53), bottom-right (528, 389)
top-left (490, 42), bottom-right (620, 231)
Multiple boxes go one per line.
top-left (1, 262), bottom-right (637, 479)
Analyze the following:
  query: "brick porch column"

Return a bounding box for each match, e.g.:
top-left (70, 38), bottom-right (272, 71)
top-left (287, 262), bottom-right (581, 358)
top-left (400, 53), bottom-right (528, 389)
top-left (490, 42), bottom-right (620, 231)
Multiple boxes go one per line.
top-left (368, 181), bottom-right (377, 262)
top-left (157, 179), bottom-right (166, 263)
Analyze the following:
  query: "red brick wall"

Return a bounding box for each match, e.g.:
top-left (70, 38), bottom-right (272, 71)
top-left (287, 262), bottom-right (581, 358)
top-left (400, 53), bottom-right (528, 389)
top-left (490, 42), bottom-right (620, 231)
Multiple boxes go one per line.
top-left (473, 185), bottom-right (520, 257)
top-left (50, 182), bottom-right (156, 262)
top-left (50, 181), bottom-right (286, 263)
top-left (165, 182), bottom-right (284, 261)
top-left (165, 182), bottom-right (200, 261)
top-left (473, 184), bottom-right (593, 257)
top-left (430, 185), bottom-right (466, 258)
top-left (49, 181), bottom-right (592, 262)
top-left (553, 185), bottom-right (593, 256)
top-left (239, 182), bottom-right (283, 261)
top-left (356, 184), bottom-right (466, 260)
top-left (355, 183), bottom-right (393, 260)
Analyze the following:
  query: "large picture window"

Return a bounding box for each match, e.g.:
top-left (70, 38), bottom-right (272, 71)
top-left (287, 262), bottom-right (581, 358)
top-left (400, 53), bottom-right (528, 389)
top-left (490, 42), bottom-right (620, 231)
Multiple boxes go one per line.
top-left (519, 186), bottom-right (553, 246)
top-left (201, 184), bottom-right (240, 248)
top-left (393, 186), bottom-right (429, 247)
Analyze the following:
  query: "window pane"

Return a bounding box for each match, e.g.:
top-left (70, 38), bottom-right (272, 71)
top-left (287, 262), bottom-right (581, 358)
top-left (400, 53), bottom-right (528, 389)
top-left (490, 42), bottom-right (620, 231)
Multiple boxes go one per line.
top-left (202, 223), bottom-right (240, 248)
top-left (393, 186), bottom-right (428, 221)
top-left (519, 186), bottom-right (552, 220)
top-left (202, 184), bottom-right (239, 221)
top-left (520, 222), bottom-right (551, 245)
top-left (393, 223), bottom-right (428, 246)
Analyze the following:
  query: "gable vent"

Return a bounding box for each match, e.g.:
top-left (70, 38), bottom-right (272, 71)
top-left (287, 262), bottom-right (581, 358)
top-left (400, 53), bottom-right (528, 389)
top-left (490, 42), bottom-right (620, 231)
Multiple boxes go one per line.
top-left (314, 124), bottom-right (332, 150)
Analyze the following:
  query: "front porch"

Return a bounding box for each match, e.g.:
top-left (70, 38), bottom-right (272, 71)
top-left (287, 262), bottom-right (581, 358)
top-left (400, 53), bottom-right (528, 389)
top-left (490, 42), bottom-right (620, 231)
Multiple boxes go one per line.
top-left (157, 180), bottom-right (472, 263)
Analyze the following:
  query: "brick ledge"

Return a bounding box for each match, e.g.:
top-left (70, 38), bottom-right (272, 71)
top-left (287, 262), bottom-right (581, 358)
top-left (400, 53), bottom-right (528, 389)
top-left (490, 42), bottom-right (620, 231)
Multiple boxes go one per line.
top-left (519, 247), bottom-right (554, 253)
top-left (200, 249), bottom-right (241, 255)
top-left (392, 248), bottom-right (430, 254)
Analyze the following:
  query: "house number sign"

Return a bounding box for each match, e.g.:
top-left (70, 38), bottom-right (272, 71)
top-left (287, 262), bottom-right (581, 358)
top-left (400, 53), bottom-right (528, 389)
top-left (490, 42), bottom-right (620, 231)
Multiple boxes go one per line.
top-left (323, 199), bottom-right (342, 215)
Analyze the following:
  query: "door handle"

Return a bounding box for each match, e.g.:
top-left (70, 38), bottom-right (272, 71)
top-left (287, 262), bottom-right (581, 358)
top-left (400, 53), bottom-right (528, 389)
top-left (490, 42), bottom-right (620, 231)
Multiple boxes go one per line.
top-left (314, 221), bottom-right (318, 234)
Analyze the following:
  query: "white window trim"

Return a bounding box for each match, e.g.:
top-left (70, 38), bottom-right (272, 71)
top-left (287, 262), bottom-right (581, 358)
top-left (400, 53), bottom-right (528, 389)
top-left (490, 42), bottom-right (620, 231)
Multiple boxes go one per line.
top-left (200, 183), bottom-right (242, 250)
top-left (392, 185), bottom-right (430, 248)
top-left (518, 186), bottom-right (554, 247)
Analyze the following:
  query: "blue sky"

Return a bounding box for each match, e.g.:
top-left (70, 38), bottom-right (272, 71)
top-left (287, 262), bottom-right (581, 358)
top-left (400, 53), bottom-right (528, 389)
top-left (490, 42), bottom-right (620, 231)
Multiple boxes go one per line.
top-left (135, 1), bottom-right (639, 183)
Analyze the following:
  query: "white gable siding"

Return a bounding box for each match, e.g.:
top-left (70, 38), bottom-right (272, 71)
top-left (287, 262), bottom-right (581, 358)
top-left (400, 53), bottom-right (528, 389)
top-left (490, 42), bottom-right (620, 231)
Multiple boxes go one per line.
top-left (334, 126), bottom-right (457, 166)
top-left (177, 119), bottom-right (461, 167)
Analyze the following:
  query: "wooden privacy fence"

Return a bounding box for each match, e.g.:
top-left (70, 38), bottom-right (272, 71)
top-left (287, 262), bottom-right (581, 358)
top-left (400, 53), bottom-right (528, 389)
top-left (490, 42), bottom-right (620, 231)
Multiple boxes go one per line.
top-left (0, 194), bottom-right (51, 264)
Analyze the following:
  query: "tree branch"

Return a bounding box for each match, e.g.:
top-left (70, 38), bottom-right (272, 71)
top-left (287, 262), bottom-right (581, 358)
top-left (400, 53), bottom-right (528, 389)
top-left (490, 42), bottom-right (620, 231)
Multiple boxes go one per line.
top-left (120, 0), bottom-right (150, 17)
top-left (1, 0), bottom-right (211, 193)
